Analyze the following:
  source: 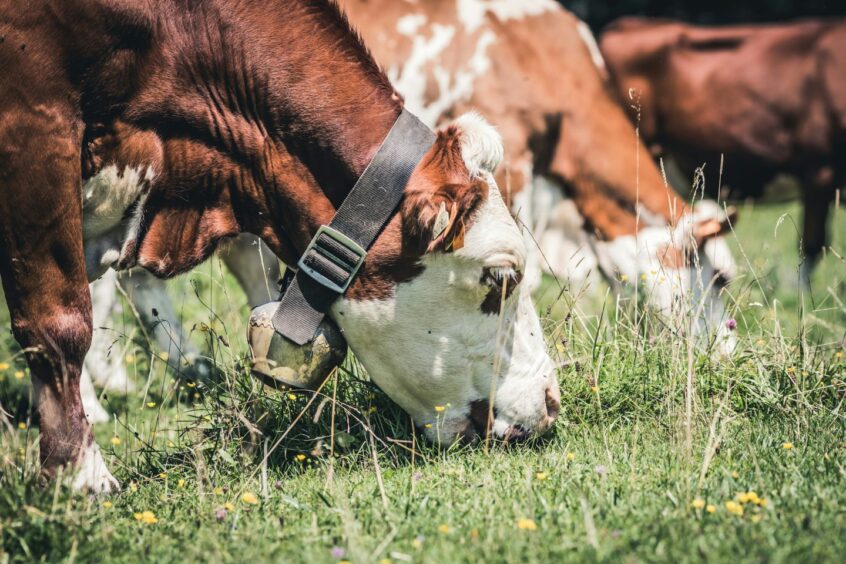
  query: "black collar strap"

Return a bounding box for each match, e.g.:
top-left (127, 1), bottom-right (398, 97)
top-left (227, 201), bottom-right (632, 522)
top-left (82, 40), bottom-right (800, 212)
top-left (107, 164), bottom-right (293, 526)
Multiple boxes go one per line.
top-left (272, 109), bottom-right (435, 345)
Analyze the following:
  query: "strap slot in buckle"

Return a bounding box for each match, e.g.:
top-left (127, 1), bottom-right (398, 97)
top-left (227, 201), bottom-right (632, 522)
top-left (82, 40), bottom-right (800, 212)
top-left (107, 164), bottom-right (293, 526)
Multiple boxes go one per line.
top-left (297, 225), bottom-right (366, 294)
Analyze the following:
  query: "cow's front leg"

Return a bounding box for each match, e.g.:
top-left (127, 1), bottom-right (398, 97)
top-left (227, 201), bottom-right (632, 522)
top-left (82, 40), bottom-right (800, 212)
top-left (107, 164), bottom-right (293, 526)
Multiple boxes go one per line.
top-left (0, 103), bottom-right (117, 492)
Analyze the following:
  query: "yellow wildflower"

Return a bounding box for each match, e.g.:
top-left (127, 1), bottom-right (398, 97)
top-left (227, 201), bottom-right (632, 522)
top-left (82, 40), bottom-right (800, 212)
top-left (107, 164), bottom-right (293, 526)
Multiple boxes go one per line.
top-left (590, 386), bottom-right (599, 393)
top-left (0, 362), bottom-right (8, 370)
top-left (786, 367), bottom-right (795, 374)
top-left (556, 342), bottom-right (565, 354)
top-left (160, 352), bottom-right (169, 361)
top-left (535, 472), bottom-right (547, 481)
top-left (214, 487), bottom-right (224, 496)
top-left (147, 401), bottom-right (157, 408)
top-left (706, 504), bottom-right (716, 514)
top-left (836, 351), bottom-right (843, 359)
top-left (102, 501), bottom-right (113, 509)
top-left (434, 405), bottom-right (445, 413)
top-left (437, 524), bottom-right (450, 534)
top-left (725, 501), bottom-right (744, 517)
top-left (129, 482), bottom-right (138, 492)
top-left (782, 442), bottom-right (794, 450)
top-left (640, 273), bottom-right (647, 281)
top-left (187, 381), bottom-right (196, 388)
top-left (224, 502), bottom-right (235, 511)
top-left (295, 454), bottom-right (306, 462)
top-left (378, 559), bottom-right (390, 564)
top-left (177, 479), bottom-right (185, 489)
top-left (619, 274), bottom-right (629, 282)
top-left (17, 422), bottom-right (26, 430)
top-left (517, 518), bottom-right (538, 531)
top-left (241, 492), bottom-right (259, 505)
top-left (566, 452), bottom-right (575, 462)
top-left (110, 436), bottom-right (121, 446)
top-left (755, 339), bottom-right (766, 347)
top-left (287, 393), bottom-right (296, 400)
top-left (424, 423), bottom-right (433, 429)
top-left (411, 537), bottom-right (423, 549)
top-left (731, 471), bottom-right (739, 478)
top-left (691, 498), bottom-right (705, 510)
top-left (134, 511), bottom-right (158, 524)
top-left (159, 472), bottom-right (167, 479)
top-left (14, 371), bottom-right (24, 380)
top-left (738, 491), bottom-right (760, 505)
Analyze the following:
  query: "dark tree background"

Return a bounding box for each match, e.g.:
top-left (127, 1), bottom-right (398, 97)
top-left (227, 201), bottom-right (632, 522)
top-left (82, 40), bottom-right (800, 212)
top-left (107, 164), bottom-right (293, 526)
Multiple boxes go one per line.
top-left (561, 0), bottom-right (846, 31)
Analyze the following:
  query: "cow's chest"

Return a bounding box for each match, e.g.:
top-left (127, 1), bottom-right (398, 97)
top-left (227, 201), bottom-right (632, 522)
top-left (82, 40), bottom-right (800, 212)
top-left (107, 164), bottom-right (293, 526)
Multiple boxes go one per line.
top-left (81, 122), bottom-right (164, 280)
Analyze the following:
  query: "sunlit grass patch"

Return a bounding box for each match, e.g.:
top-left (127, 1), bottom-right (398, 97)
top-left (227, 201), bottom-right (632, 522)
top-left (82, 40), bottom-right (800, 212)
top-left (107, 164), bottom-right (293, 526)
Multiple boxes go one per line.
top-left (0, 201), bottom-right (844, 562)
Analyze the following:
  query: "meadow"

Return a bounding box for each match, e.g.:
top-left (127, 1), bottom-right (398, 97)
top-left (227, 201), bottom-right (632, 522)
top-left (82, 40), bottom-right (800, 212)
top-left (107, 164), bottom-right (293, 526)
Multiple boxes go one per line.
top-left (1, 198), bottom-right (844, 563)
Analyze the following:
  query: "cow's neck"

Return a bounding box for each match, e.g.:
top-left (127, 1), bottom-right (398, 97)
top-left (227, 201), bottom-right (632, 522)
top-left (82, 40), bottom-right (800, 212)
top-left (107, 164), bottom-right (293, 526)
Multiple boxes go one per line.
top-left (194, 1), bottom-right (403, 265)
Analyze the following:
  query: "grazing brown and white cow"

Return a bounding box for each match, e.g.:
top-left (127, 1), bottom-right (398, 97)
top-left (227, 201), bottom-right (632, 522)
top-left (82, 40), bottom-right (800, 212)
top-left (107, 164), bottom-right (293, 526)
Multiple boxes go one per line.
top-left (0, 0), bottom-right (559, 492)
top-left (600, 18), bottom-right (846, 281)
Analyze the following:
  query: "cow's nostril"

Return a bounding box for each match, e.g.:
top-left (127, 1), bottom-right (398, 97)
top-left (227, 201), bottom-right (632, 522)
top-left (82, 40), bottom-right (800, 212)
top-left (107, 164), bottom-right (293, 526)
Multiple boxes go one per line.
top-left (545, 385), bottom-right (561, 421)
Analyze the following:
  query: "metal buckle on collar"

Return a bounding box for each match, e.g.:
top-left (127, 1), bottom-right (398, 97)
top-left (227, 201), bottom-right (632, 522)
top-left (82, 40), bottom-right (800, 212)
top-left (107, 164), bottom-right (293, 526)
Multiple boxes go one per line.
top-left (297, 225), bottom-right (366, 294)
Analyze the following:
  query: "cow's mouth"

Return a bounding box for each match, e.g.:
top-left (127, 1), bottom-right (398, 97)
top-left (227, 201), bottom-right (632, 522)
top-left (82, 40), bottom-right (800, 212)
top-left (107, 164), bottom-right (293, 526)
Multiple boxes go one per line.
top-left (464, 399), bottom-right (531, 443)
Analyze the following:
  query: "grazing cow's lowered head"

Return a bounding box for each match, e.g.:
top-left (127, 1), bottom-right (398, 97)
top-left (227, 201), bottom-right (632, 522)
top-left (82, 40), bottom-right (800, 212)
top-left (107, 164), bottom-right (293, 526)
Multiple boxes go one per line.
top-left (331, 113), bottom-right (559, 443)
top-left (592, 201), bottom-right (739, 356)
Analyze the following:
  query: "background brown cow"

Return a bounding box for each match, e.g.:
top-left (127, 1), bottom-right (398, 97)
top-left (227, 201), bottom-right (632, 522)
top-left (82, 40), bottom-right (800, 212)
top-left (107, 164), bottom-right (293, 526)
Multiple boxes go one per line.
top-left (600, 18), bottom-right (846, 282)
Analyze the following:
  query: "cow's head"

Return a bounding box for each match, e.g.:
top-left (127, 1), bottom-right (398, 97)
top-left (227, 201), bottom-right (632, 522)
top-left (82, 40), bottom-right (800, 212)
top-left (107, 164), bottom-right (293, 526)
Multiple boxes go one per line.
top-left (593, 201), bottom-right (739, 356)
top-left (331, 113), bottom-right (560, 443)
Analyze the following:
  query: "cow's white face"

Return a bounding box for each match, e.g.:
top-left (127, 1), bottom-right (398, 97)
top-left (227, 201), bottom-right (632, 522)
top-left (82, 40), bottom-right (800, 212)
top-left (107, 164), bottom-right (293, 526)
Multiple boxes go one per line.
top-left (594, 202), bottom-right (738, 356)
top-left (331, 114), bottom-right (560, 444)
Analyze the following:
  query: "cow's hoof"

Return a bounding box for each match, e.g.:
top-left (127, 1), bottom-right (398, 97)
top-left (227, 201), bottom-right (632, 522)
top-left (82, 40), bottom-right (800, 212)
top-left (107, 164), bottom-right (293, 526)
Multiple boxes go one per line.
top-left (70, 443), bottom-right (120, 494)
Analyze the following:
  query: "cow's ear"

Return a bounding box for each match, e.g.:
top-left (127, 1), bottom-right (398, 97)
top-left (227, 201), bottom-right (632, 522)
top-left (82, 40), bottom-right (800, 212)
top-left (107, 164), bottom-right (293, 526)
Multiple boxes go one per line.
top-left (402, 180), bottom-right (485, 253)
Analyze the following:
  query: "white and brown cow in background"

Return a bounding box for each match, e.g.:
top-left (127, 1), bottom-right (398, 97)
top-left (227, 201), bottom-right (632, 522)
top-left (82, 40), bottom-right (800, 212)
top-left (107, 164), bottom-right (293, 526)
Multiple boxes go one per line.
top-left (80, 0), bottom-right (742, 424)
top-left (1, 0), bottom-right (560, 492)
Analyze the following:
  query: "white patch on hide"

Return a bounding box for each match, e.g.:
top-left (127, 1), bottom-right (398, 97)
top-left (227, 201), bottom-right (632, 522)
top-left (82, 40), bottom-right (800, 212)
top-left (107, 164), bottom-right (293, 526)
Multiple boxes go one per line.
top-left (82, 165), bottom-right (154, 239)
top-left (575, 20), bottom-right (608, 76)
top-left (388, 24), bottom-right (495, 127)
top-left (71, 442), bottom-right (119, 493)
top-left (396, 13), bottom-right (427, 36)
top-left (456, 0), bottom-right (559, 33)
top-left (82, 164), bottom-right (155, 275)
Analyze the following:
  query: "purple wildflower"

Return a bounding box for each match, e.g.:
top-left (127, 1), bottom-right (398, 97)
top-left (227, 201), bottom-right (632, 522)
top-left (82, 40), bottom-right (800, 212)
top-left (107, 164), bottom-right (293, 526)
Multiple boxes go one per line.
top-left (726, 318), bottom-right (737, 331)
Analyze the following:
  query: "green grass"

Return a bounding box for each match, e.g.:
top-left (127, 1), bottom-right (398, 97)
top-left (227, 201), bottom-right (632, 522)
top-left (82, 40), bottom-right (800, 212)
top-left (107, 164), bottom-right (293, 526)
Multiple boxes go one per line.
top-left (1, 201), bottom-right (845, 563)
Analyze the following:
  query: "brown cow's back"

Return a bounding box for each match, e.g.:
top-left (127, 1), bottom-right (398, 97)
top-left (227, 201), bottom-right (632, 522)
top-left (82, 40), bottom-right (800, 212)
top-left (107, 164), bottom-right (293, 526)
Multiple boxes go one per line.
top-left (600, 17), bottom-right (846, 276)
